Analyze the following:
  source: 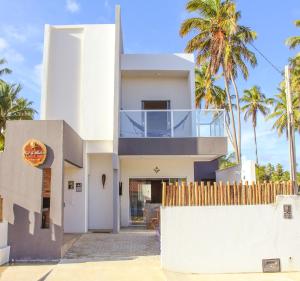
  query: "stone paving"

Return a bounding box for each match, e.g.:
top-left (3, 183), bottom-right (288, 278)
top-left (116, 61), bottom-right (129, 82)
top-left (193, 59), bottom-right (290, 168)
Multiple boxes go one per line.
top-left (63, 228), bottom-right (160, 260)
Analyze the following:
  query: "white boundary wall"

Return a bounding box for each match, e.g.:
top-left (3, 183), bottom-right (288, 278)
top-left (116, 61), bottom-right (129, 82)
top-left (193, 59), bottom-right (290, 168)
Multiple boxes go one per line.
top-left (161, 196), bottom-right (300, 273)
top-left (0, 221), bottom-right (10, 265)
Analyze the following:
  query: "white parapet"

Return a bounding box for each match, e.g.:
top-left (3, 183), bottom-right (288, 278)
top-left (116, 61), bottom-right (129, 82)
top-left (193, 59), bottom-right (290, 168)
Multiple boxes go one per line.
top-left (161, 195), bottom-right (300, 274)
top-left (0, 221), bottom-right (10, 265)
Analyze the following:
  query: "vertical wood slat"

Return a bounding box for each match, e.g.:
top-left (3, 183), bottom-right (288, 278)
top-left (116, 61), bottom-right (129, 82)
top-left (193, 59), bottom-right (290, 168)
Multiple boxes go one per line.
top-left (162, 182), bottom-right (166, 207)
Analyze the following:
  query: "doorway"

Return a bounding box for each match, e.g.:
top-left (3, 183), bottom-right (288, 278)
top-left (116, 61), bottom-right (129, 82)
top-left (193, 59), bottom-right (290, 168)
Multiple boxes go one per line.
top-left (142, 100), bottom-right (170, 137)
top-left (129, 178), bottom-right (186, 226)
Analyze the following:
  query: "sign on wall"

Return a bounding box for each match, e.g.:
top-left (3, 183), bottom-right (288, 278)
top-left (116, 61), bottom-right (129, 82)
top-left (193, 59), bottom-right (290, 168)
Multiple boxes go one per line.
top-left (23, 139), bottom-right (47, 167)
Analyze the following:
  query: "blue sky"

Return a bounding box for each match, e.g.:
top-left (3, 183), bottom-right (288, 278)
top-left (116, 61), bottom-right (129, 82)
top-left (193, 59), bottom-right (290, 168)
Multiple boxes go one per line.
top-left (0, 0), bottom-right (299, 169)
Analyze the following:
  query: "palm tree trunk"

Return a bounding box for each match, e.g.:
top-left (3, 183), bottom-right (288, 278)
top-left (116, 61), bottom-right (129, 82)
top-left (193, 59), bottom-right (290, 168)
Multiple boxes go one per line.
top-left (223, 73), bottom-right (239, 163)
top-left (253, 124), bottom-right (258, 164)
top-left (230, 73), bottom-right (242, 162)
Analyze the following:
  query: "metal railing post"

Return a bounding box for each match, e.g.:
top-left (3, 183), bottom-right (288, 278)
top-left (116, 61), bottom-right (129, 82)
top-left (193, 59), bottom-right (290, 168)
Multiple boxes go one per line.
top-left (171, 110), bottom-right (174, 137)
top-left (144, 111), bottom-right (147, 137)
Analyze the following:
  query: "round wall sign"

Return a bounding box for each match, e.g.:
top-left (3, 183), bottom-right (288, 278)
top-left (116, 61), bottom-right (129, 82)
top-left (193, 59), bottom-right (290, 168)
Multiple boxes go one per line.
top-left (23, 139), bottom-right (47, 167)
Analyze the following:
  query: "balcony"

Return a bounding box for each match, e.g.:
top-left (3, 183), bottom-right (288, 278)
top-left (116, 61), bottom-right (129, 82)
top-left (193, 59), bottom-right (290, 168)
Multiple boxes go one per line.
top-left (119, 109), bottom-right (225, 138)
top-left (118, 109), bottom-right (227, 158)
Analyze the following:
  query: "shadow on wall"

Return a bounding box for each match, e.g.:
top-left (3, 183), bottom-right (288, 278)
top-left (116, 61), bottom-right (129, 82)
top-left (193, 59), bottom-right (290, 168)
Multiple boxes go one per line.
top-left (8, 204), bottom-right (62, 261)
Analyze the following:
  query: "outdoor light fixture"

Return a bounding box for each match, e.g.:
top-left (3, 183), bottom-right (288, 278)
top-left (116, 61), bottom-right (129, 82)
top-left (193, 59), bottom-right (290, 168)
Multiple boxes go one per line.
top-left (102, 174), bottom-right (106, 188)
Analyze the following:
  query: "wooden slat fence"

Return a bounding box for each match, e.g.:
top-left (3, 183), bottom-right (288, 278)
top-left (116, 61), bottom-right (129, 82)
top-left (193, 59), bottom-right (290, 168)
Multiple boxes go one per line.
top-left (162, 181), bottom-right (294, 207)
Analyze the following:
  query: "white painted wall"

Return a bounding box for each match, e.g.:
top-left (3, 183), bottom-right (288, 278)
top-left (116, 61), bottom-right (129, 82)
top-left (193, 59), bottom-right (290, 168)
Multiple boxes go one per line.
top-left (0, 221), bottom-right (10, 265)
top-left (216, 164), bottom-right (241, 183)
top-left (43, 27), bottom-right (83, 133)
top-left (121, 54), bottom-right (194, 71)
top-left (161, 195), bottom-right (300, 274)
top-left (88, 154), bottom-right (114, 230)
top-left (120, 156), bottom-right (195, 227)
top-left (81, 25), bottom-right (115, 141)
top-left (63, 166), bottom-right (86, 233)
top-left (41, 25), bottom-right (116, 142)
top-left (216, 158), bottom-right (256, 184)
top-left (121, 76), bottom-right (190, 109)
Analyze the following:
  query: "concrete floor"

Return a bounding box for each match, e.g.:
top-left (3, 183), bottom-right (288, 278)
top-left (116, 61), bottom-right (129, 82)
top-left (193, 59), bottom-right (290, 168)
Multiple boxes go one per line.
top-left (1, 229), bottom-right (300, 281)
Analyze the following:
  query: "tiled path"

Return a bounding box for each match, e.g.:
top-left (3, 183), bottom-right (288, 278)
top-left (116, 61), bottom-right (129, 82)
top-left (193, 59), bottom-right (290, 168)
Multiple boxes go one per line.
top-left (63, 228), bottom-right (160, 260)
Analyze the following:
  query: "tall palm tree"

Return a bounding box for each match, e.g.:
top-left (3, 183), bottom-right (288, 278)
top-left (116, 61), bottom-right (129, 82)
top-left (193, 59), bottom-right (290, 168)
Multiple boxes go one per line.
top-left (0, 58), bottom-right (12, 83)
top-left (0, 83), bottom-right (36, 150)
top-left (241, 86), bottom-right (271, 164)
top-left (267, 88), bottom-right (300, 138)
top-left (180, 0), bottom-right (257, 163)
top-left (195, 64), bottom-right (224, 108)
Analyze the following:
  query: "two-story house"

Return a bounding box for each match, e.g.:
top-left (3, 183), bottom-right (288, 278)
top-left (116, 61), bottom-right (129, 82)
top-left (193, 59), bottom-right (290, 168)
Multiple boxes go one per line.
top-left (0, 6), bottom-right (227, 260)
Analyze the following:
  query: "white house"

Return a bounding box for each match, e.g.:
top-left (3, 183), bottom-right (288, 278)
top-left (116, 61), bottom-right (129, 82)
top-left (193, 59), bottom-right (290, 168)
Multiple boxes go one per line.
top-left (0, 5), bottom-right (227, 260)
top-left (40, 6), bottom-right (227, 233)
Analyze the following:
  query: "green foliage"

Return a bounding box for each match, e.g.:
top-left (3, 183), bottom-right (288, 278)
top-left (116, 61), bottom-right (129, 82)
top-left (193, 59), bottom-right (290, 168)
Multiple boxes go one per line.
top-left (0, 58), bottom-right (36, 151)
top-left (241, 86), bottom-right (272, 164)
top-left (256, 163), bottom-right (299, 184)
top-left (219, 152), bottom-right (236, 169)
top-left (267, 88), bottom-right (300, 137)
top-left (195, 64), bottom-right (226, 108)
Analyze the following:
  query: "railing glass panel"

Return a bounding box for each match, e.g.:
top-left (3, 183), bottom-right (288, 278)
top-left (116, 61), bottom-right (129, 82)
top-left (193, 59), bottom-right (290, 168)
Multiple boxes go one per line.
top-left (120, 109), bottom-right (224, 138)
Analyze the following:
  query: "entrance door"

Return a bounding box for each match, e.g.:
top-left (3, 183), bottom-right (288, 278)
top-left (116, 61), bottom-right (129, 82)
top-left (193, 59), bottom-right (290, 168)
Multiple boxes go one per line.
top-left (142, 100), bottom-right (170, 137)
top-left (129, 178), bottom-right (185, 226)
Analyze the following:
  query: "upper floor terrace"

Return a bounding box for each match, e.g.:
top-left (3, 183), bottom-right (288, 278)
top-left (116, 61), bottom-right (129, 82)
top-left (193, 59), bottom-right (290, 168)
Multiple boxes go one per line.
top-left (118, 109), bottom-right (227, 159)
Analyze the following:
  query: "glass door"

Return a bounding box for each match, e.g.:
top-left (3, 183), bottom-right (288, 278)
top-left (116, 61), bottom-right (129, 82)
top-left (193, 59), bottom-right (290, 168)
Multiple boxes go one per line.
top-left (142, 100), bottom-right (171, 137)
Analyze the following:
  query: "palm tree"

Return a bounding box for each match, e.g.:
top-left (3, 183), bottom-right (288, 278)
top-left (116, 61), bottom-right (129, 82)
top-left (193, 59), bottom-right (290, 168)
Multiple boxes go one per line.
top-left (180, 0), bottom-right (257, 163)
top-left (286, 20), bottom-right (300, 49)
top-left (267, 88), bottom-right (300, 138)
top-left (195, 64), bottom-right (224, 108)
top-left (0, 58), bottom-right (12, 83)
top-left (241, 86), bottom-right (271, 164)
top-left (0, 83), bottom-right (36, 150)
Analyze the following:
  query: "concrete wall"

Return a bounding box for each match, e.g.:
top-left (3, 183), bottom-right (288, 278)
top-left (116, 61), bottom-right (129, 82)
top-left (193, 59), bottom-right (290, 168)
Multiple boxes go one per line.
top-left (88, 154), bottom-right (114, 230)
top-left (216, 158), bottom-right (256, 184)
top-left (120, 156), bottom-right (195, 226)
top-left (119, 137), bottom-right (227, 157)
top-left (121, 76), bottom-right (190, 110)
top-left (216, 164), bottom-right (241, 183)
top-left (41, 24), bottom-right (116, 143)
top-left (63, 166), bottom-right (85, 233)
top-left (0, 120), bottom-right (83, 260)
top-left (121, 53), bottom-right (194, 72)
top-left (0, 221), bottom-right (10, 265)
top-left (161, 195), bottom-right (300, 273)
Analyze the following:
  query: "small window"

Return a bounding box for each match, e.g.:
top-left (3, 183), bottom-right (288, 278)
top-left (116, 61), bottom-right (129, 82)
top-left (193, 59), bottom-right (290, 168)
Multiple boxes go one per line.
top-left (41, 168), bottom-right (51, 229)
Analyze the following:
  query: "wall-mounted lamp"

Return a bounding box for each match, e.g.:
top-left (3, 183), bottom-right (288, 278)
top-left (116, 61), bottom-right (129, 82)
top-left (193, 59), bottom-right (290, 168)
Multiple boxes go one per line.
top-left (102, 174), bottom-right (106, 188)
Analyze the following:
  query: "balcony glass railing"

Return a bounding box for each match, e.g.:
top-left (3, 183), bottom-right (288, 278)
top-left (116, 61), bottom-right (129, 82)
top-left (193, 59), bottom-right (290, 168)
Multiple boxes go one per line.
top-left (120, 109), bottom-right (225, 138)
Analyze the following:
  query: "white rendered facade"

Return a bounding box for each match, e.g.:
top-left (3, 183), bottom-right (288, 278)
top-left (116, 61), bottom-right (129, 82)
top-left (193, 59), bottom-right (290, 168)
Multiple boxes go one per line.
top-left (41, 6), bottom-right (227, 232)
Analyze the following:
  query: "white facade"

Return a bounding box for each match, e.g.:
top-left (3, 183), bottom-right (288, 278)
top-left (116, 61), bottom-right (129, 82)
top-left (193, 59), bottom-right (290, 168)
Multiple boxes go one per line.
top-left (161, 196), bottom-right (300, 273)
top-left (0, 221), bottom-right (10, 265)
top-left (41, 6), bottom-right (227, 232)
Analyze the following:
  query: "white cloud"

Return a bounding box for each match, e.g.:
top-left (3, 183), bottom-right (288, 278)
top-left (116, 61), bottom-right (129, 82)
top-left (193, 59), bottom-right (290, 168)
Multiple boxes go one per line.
top-left (0, 37), bottom-right (8, 51)
top-left (0, 36), bottom-right (24, 63)
top-left (66, 0), bottom-right (80, 13)
top-left (3, 26), bottom-right (27, 42)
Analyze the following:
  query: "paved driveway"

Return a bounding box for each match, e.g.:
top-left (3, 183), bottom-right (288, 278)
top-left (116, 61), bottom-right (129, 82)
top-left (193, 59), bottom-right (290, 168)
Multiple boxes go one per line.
top-left (63, 228), bottom-right (160, 260)
top-left (2, 229), bottom-right (300, 280)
